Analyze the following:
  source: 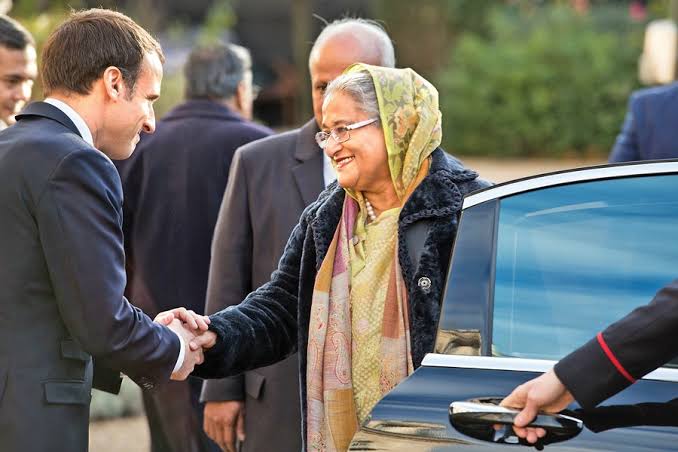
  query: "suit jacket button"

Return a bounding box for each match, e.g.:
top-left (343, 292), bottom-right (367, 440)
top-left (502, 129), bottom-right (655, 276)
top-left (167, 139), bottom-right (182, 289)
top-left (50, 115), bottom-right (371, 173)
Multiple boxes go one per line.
top-left (418, 276), bottom-right (432, 293)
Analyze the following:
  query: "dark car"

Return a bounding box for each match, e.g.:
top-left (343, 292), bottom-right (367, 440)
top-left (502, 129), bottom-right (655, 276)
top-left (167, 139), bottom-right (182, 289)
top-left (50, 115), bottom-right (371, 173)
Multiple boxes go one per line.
top-left (350, 160), bottom-right (678, 451)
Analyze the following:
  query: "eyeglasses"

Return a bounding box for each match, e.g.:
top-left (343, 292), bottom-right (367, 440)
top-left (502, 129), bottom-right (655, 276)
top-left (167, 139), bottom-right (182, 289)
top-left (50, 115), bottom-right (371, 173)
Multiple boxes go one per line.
top-left (315, 118), bottom-right (379, 149)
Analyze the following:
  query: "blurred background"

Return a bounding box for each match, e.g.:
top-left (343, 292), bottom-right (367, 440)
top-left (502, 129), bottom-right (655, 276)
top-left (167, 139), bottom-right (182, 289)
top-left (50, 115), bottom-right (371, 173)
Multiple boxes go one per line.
top-left (3, 0), bottom-right (677, 450)
top-left (5, 0), bottom-right (673, 159)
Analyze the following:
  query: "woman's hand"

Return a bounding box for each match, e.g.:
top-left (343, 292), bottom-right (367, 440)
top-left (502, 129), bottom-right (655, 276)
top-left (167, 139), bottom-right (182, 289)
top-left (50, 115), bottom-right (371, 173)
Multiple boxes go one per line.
top-left (155, 307), bottom-right (211, 332)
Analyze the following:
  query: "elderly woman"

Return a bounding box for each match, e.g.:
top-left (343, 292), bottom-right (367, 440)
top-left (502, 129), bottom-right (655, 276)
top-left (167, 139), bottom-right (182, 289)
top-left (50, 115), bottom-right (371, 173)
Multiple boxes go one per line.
top-left (193, 64), bottom-right (490, 451)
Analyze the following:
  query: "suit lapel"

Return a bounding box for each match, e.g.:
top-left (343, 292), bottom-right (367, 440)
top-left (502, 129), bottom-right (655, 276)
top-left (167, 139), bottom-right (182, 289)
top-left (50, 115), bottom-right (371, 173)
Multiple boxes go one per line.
top-left (16, 102), bottom-right (81, 137)
top-left (292, 155), bottom-right (324, 206)
top-left (292, 119), bottom-right (324, 206)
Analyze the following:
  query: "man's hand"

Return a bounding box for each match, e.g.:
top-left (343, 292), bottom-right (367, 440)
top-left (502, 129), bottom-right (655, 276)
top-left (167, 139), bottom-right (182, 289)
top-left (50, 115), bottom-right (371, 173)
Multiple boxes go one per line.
top-left (166, 319), bottom-right (205, 380)
top-left (500, 369), bottom-right (575, 444)
top-left (155, 309), bottom-right (217, 380)
top-left (204, 401), bottom-right (246, 452)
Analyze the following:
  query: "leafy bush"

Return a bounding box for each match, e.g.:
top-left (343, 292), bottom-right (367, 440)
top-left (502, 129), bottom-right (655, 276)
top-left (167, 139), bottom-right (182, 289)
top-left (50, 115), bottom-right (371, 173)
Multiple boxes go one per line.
top-left (437, 4), bottom-right (644, 157)
top-left (373, 0), bottom-right (494, 76)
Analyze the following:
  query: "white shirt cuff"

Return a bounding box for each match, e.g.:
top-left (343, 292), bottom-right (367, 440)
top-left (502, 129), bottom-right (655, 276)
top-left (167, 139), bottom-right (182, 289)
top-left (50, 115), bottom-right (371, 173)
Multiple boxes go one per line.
top-left (171, 330), bottom-right (186, 374)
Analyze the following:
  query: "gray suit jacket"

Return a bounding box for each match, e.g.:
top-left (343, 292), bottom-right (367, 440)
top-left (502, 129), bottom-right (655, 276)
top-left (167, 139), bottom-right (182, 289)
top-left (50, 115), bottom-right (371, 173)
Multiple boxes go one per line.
top-left (0, 102), bottom-right (180, 452)
top-left (201, 119), bottom-right (323, 452)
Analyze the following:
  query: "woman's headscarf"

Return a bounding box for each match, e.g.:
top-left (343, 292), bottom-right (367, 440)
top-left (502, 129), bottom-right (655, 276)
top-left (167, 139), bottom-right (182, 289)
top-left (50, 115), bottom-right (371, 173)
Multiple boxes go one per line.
top-left (343, 63), bottom-right (442, 201)
top-left (306, 64), bottom-right (442, 452)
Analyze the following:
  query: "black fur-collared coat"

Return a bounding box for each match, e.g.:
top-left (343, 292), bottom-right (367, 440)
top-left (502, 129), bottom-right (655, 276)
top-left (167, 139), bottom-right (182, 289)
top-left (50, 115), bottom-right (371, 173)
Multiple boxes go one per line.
top-left (194, 148), bottom-right (490, 448)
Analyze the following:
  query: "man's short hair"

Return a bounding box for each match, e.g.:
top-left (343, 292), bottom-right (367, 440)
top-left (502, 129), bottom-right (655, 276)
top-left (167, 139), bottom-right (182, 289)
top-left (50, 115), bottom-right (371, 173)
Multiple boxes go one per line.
top-left (0, 15), bottom-right (34, 50)
top-left (40, 9), bottom-right (164, 96)
top-left (310, 18), bottom-right (395, 68)
top-left (184, 43), bottom-right (251, 100)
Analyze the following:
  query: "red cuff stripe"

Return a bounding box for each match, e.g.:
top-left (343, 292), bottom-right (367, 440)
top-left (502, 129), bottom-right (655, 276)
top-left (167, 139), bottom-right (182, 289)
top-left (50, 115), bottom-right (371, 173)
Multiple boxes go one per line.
top-left (597, 332), bottom-right (636, 384)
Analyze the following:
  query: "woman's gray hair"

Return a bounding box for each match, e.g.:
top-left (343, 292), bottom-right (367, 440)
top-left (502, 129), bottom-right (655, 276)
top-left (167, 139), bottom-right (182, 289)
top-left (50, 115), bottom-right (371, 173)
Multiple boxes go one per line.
top-left (322, 70), bottom-right (380, 118)
top-left (184, 43), bottom-right (251, 100)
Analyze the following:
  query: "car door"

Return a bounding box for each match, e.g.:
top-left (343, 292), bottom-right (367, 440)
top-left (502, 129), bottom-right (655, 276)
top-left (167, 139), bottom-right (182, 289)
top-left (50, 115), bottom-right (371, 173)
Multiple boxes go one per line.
top-left (350, 162), bottom-right (678, 451)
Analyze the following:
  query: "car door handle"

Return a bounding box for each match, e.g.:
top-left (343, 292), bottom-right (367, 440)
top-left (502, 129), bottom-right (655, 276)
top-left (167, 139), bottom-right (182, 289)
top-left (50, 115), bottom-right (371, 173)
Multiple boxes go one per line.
top-left (450, 401), bottom-right (583, 434)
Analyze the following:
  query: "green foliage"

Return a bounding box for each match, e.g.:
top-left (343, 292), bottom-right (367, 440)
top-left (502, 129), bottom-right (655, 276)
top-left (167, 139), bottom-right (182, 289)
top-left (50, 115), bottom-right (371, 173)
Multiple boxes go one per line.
top-left (372, 0), bottom-right (494, 77)
top-left (437, 4), bottom-right (643, 157)
top-left (10, 0), bottom-right (83, 18)
top-left (374, 0), bottom-right (493, 38)
top-left (197, 0), bottom-right (235, 46)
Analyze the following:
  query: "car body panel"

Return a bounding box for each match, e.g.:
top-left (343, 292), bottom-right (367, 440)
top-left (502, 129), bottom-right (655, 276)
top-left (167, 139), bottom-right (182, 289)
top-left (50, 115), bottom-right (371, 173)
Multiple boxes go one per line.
top-left (351, 364), bottom-right (678, 451)
top-left (352, 161), bottom-right (678, 450)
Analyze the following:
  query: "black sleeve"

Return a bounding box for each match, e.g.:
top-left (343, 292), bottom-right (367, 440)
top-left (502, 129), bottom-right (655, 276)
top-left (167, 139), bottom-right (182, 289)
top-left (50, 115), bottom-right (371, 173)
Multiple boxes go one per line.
top-left (193, 208), bottom-right (309, 379)
top-left (555, 278), bottom-right (678, 408)
top-left (36, 149), bottom-right (180, 387)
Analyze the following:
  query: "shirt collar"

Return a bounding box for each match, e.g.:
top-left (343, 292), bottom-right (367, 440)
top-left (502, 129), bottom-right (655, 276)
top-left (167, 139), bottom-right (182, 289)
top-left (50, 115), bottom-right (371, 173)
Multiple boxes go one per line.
top-left (44, 98), bottom-right (94, 147)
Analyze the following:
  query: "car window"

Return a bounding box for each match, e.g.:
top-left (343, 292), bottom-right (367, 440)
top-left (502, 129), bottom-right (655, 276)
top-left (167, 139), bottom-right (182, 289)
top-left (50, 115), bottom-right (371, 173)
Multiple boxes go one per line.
top-left (492, 174), bottom-right (678, 367)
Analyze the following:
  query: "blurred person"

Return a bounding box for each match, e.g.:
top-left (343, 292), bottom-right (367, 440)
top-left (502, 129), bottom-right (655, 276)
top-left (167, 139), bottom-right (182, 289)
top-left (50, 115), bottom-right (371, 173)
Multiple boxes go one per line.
top-left (608, 82), bottom-right (678, 162)
top-left (194, 64), bottom-right (490, 452)
top-left (115, 42), bottom-right (271, 452)
top-left (501, 278), bottom-right (678, 444)
top-left (0, 9), bottom-right (210, 452)
top-left (200, 18), bottom-right (395, 452)
top-left (0, 14), bottom-right (36, 129)
top-left (638, 19), bottom-right (677, 86)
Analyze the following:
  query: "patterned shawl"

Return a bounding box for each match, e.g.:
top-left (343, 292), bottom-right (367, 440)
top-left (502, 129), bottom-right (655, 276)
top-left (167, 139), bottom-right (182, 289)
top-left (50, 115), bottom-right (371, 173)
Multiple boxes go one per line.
top-left (306, 64), bottom-right (442, 452)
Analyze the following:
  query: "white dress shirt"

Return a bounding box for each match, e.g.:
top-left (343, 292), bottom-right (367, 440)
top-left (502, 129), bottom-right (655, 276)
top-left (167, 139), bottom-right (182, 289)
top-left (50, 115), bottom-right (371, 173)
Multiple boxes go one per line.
top-left (42, 97), bottom-right (186, 374)
top-left (44, 98), bottom-right (94, 146)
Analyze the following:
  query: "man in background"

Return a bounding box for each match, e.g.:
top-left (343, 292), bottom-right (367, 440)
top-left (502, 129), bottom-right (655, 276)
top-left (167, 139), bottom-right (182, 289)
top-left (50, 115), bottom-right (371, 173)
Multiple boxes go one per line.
top-left (608, 82), bottom-right (678, 162)
top-left (115, 42), bottom-right (271, 452)
top-left (0, 14), bottom-right (36, 129)
top-left (201, 18), bottom-right (395, 452)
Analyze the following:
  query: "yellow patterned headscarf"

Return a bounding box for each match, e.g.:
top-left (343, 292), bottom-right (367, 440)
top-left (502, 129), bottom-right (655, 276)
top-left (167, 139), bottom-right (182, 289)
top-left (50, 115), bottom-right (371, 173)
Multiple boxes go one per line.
top-left (343, 63), bottom-right (442, 202)
top-left (306, 66), bottom-right (442, 452)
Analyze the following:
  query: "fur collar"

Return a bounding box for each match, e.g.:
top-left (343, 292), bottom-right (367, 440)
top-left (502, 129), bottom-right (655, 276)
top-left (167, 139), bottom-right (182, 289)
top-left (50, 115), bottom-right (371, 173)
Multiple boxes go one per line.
top-left (399, 149), bottom-right (478, 224)
top-left (308, 148), bottom-right (477, 268)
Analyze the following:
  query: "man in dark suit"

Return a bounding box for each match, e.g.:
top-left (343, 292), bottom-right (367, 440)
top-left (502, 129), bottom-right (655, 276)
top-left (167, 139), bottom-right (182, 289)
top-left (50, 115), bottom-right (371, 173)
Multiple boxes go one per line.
top-left (0, 15), bottom-right (36, 130)
top-left (115, 43), bottom-right (272, 452)
top-left (609, 82), bottom-right (678, 162)
top-left (0, 9), bottom-right (208, 451)
top-left (200, 18), bottom-right (395, 452)
top-left (501, 278), bottom-right (678, 444)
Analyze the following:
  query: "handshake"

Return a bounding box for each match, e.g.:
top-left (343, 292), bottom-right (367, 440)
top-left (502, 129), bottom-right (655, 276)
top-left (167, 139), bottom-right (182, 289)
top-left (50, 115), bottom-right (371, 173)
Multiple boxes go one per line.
top-left (154, 308), bottom-right (217, 380)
